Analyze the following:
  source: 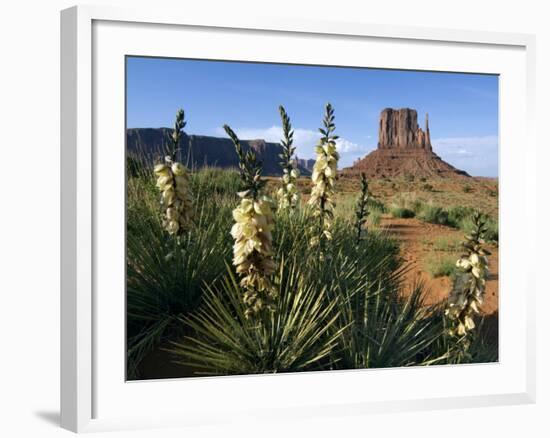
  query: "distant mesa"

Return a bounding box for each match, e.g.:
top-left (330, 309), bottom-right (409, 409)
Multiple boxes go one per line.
top-left (127, 107), bottom-right (468, 179)
top-left (344, 108), bottom-right (469, 178)
top-left (126, 128), bottom-right (312, 176)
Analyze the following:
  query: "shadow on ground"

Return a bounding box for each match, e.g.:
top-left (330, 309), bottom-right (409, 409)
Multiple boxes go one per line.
top-left (34, 411), bottom-right (59, 427)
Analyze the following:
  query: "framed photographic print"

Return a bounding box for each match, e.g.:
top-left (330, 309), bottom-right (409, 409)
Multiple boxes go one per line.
top-left (61, 4), bottom-right (536, 433)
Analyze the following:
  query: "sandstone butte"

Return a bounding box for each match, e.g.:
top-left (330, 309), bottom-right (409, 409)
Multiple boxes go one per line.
top-left (343, 108), bottom-right (469, 179)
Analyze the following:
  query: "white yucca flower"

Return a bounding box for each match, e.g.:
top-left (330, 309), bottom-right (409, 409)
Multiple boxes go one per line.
top-left (308, 103), bottom-right (339, 250)
top-left (154, 160), bottom-right (193, 235)
top-left (224, 124), bottom-right (277, 318)
top-left (231, 196), bottom-right (277, 316)
top-left (154, 108), bottom-right (193, 236)
top-left (445, 212), bottom-right (491, 338)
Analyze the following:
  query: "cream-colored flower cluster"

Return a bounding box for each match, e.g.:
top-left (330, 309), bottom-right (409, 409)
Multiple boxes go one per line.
top-left (308, 138), bottom-right (339, 244)
top-left (446, 241), bottom-right (490, 337)
top-left (154, 160), bottom-right (193, 235)
top-left (231, 195), bottom-right (277, 317)
top-left (277, 165), bottom-right (300, 211)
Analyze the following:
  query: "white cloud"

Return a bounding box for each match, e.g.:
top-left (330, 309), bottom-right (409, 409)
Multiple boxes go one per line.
top-left (432, 135), bottom-right (498, 177)
top-left (217, 125), bottom-right (373, 167)
top-left (433, 135), bottom-right (498, 150)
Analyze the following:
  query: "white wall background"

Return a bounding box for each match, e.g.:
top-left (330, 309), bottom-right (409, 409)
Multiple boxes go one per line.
top-left (0, 1), bottom-right (547, 436)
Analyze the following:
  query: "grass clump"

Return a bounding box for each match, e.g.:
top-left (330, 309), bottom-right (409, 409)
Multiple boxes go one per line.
top-left (390, 192), bottom-right (419, 218)
top-left (432, 236), bottom-right (461, 252)
top-left (416, 203), bottom-right (498, 243)
top-left (417, 204), bottom-right (449, 225)
top-left (390, 207), bottom-right (415, 218)
top-left (424, 254), bottom-right (457, 278)
top-left (368, 208), bottom-right (383, 227)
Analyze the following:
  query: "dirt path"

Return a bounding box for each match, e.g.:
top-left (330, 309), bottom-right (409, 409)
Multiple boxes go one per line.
top-left (380, 216), bottom-right (499, 315)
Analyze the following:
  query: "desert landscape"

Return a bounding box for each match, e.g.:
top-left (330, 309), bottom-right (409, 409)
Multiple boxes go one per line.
top-left (124, 54), bottom-right (500, 380)
top-left (126, 102), bottom-right (498, 380)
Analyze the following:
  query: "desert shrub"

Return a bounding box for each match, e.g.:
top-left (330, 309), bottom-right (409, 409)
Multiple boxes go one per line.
top-left (391, 192), bottom-right (421, 214)
top-left (422, 183), bottom-right (434, 192)
top-left (447, 206), bottom-right (475, 228)
top-left (405, 174), bottom-right (415, 182)
top-left (390, 207), bottom-right (415, 218)
top-left (419, 177), bottom-right (427, 182)
top-left (424, 254), bottom-right (457, 278)
top-left (462, 185), bottom-right (474, 193)
top-left (416, 204), bottom-right (499, 243)
top-left (417, 204), bottom-right (449, 225)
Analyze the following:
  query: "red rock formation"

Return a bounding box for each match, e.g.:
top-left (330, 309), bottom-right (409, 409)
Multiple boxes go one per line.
top-left (344, 108), bottom-right (468, 179)
top-left (378, 108), bottom-right (432, 151)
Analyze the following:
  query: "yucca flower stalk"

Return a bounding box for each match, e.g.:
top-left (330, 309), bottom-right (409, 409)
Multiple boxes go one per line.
top-left (446, 211), bottom-right (491, 339)
top-left (354, 172), bottom-right (370, 245)
top-left (224, 124), bottom-right (277, 318)
top-left (308, 103), bottom-right (339, 254)
top-left (154, 109), bottom-right (193, 236)
top-left (276, 105), bottom-right (300, 211)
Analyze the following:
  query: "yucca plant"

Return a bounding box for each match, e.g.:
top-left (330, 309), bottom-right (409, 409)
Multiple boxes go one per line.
top-left (276, 105), bottom-right (300, 211)
top-left (126, 169), bottom-right (234, 378)
top-left (308, 103), bottom-right (339, 256)
top-left (154, 108), bottom-right (194, 236)
top-left (224, 124), bottom-right (277, 318)
top-left (170, 258), bottom-right (344, 375)
top-left (446, 212), bottom-right (491, 332)
top-left (429, 306), bottom-right (498, 365)
top-left (333, 272), bottom-right (447, 369)
top-left (445, 211), bottom-right (492, 361)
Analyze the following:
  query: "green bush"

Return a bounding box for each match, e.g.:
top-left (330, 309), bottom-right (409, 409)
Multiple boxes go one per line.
top-left (417, 204), bottom-right (449, 225)
top-left (390, 207), bottom-right (415, 218)
top-left (447, 206), bottom-right (475, 228)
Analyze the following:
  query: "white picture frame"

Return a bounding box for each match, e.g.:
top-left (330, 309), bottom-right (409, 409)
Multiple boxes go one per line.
top-left (60, 4), bottom-right (537, 433)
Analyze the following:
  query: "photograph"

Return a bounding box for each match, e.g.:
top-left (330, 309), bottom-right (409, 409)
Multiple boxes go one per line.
top-left (125, 56), bottom-right (499, 380)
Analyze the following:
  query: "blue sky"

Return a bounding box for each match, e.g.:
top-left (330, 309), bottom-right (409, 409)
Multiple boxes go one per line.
top-left (126, 57), bottom-right (499, 176)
